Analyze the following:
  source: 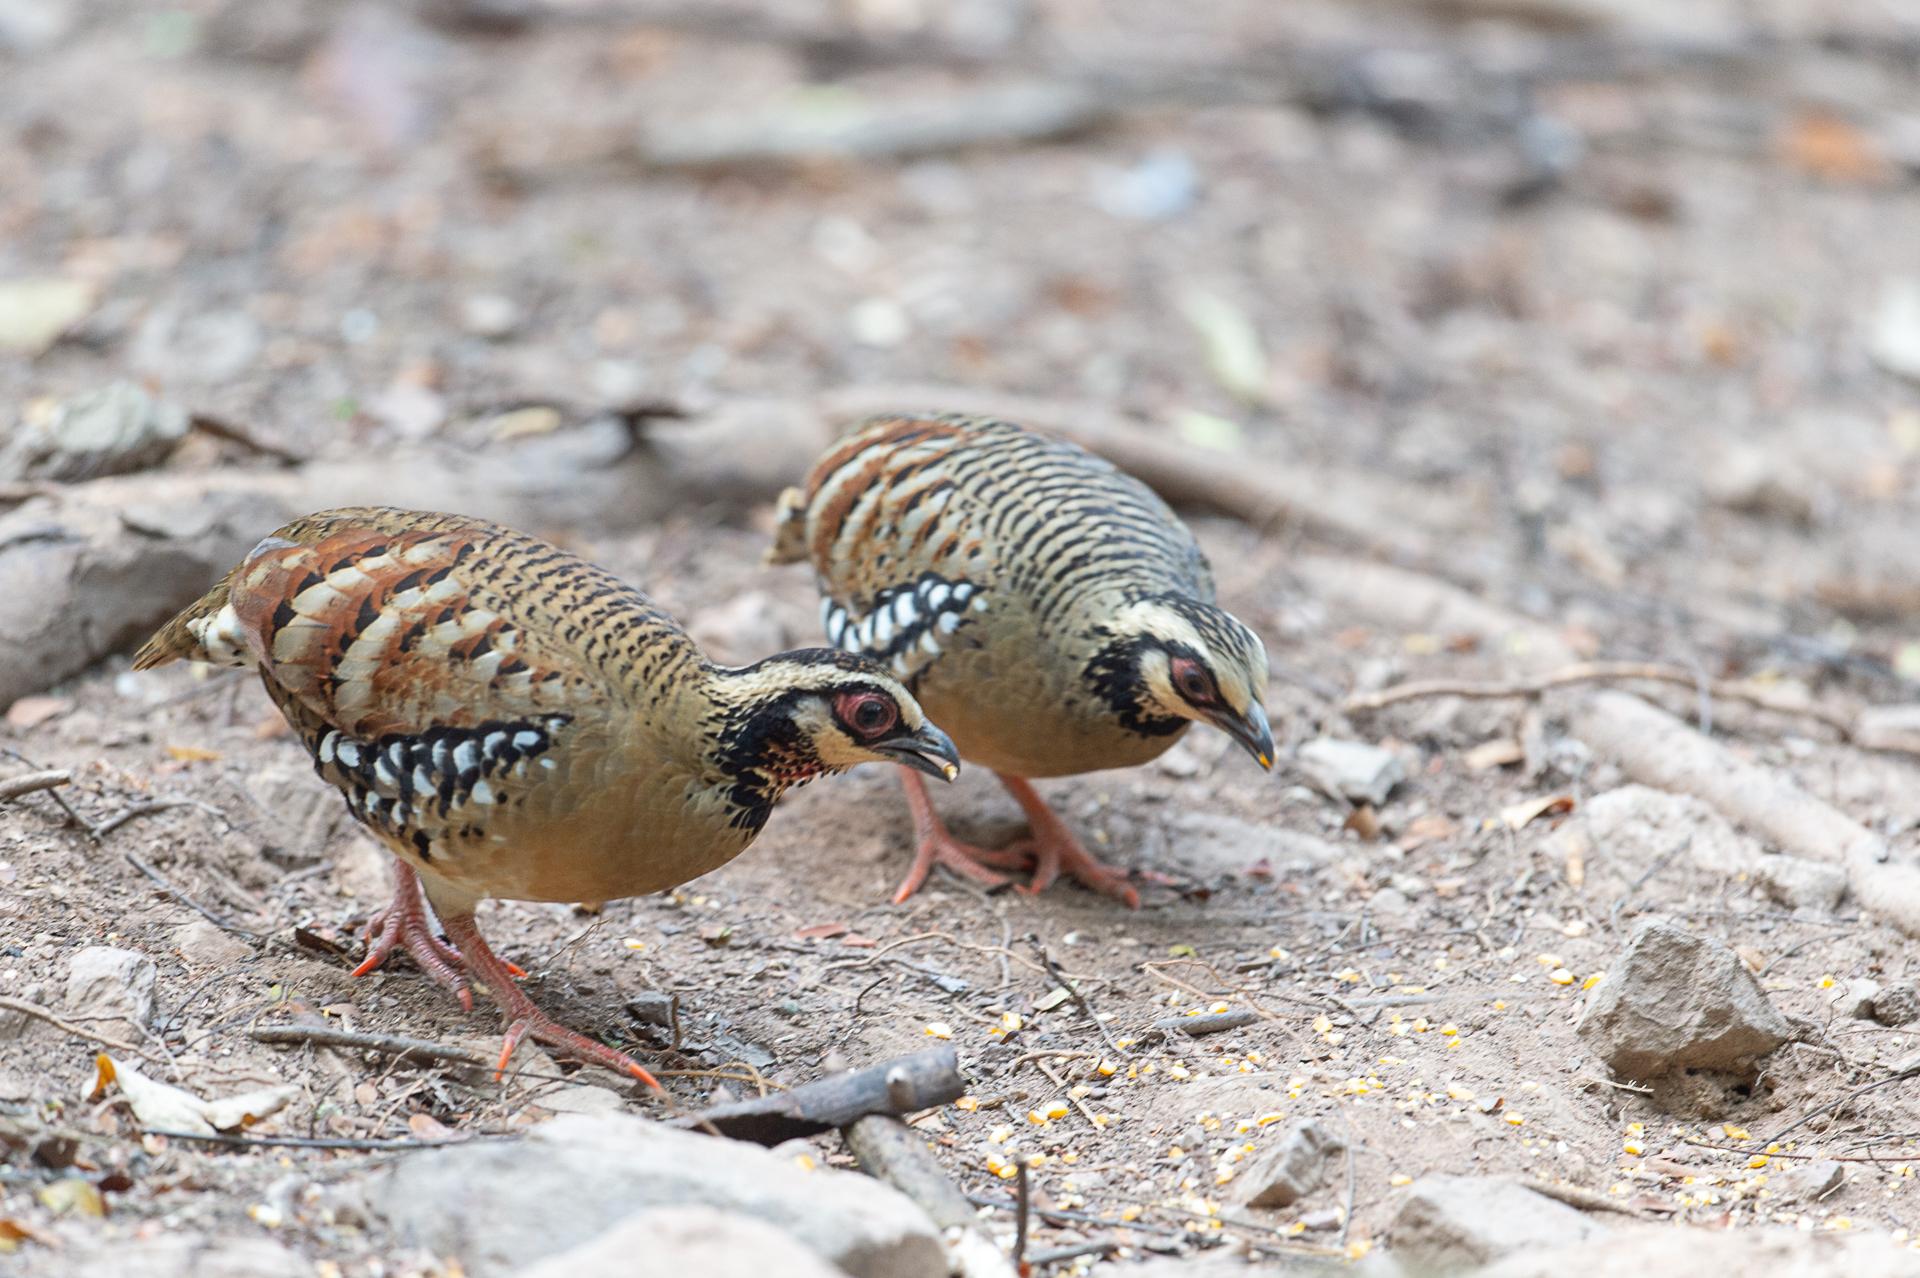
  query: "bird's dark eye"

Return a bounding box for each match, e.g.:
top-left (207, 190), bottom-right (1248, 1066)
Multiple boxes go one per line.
top-left (1171, 656), bottom-right (1214, 704)
top-left (835, 690), bottom-right (899, 739)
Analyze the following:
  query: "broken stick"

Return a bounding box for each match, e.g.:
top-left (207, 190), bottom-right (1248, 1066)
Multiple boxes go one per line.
top-left (847, 1114), bottom-right (1016, 1278)
top-left (669, 1045), bottom-right (964, 1145)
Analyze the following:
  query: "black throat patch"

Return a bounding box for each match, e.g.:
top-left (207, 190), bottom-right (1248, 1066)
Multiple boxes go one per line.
top-left (1082, 632), bottom-right (1187, 739)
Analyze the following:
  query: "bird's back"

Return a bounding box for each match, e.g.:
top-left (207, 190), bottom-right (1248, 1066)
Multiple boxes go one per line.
top-left (136, 507), bottom-right (740, 901)
top-left (771, 414), bottom-right (1215, 775)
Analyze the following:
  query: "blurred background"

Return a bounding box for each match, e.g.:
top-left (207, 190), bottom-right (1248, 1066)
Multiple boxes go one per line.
top-left (5, 0), bottom-right (1920, 689)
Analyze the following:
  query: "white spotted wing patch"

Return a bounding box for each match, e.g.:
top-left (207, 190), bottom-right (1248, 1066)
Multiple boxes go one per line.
top-left (314, 714), bottom-right (571, 858)
top-left (821, 572), bottom-right (982, 680)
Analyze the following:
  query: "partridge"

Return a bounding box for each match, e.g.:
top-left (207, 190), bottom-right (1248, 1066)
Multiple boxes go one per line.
top-left (136, 506), bottom-right (958, 1086)
top-left (769, 413), bottom-right (1272, 908)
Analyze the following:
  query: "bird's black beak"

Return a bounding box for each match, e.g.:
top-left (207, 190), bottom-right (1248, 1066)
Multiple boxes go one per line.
top-left (1210, 701), bottom-right (1275, 771)
top-left (874, 721), bottom-right (961, 782)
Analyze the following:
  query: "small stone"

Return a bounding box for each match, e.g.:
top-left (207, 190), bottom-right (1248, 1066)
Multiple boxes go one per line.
top-left (848, 297), bottom-right (911, 348)
top-left (1391, 1175), bottom-right (1607, 1270)
top-left (1775, 1159), bottom-right (1845, 1202)
top-left (343, 1112), bottom-right (943, 1278)
top-left (173, 920), bottom-right (253, 968)
top-left (66, 946), bottom-right (157, 1035)
top-left (460, 293), bottom-right (521, 340)
top-left (1574, 918), bottom-right (1791, 1080)
top-left (1869, 278), bottom-right (1920, 386)
top-left (627, 991), bottom-right (674, 1027)
top-left (1226, 1119), bottom-right (1342, 1210)
top-left (370, 383), bottom-right (448, 439)
top-left (1832, 977), bottom-right (1882, 1021)
top-left (1160, 811), bottom-right (1344, 877)
top-left (1753, 855), bottom-right (1847, 913)
top-left (1855, 704), bottom-right (1920, 754)
top-left (1297, 737), bottom-right (1405, 806)
top-left (1871, 981), bottom-right (1920, 1028)
top-left (1, 381), bottom-right (188, 482)
top-left (131, 307), bottom-right (263, 382)
top-left (512, 1206), bottom-right (844, 1278)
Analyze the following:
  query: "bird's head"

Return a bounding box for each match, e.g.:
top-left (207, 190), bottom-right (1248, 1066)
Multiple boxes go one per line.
top-left (713, 650), bottom-right (959, 809)
top-left (1085, 594), bottom-right (1275, 769)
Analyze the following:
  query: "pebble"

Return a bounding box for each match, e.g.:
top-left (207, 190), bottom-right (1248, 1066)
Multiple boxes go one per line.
top-left (512, 1206), bottom-right (844, 1278)
top-left (65, 945), bottom-right (157, 1036)
top-left (1, 381), bottom-right (187, 482)
top-left (68, 1235), bottom-right (312, 1278)
top-left (1391, 1175), bottom-right (1606, 1270)
top-left (172, 920), bottom-right (254, 968)
top-left (1297, 737), bottom-right (1405, 807)
top-left (1830, 977), bottom-right (1881, 1021)
top-left (1574, 918), bottom-right (1791, 1080)
top-left (1870, 981), bottom-right (1920, 1028)
top-left (460, 293), bottom-right (521, 340)
top-left (1225, 1118), bottom-right (1342, 1210)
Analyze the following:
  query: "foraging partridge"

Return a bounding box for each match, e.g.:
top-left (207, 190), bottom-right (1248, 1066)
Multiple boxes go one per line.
top-left (769, 414), bottom-right (1272, 908)
top-left (136, 507), bottom-right (958, 1085)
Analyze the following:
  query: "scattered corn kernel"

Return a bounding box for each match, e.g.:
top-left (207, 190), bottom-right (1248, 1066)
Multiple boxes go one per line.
top-left (1257, 1112), bottom-right (1286, 1127)
top-left (954, 1096), bottom-right (980, 1112)
top-left (1582, 973), bottom-right (1604, 990)
top-left (1026, 1110), bottom-right (1048, 1126)
top-left (792, 1154), bottom-right (817, 1171)
top-left (1750, 1156), bottom-right (1770, 1169)
top-left (1722, 1125), bottom-right (1751, 1141)
top-left (1505, 1113), bottom-right (1526, 1126)
top-left (622, 939), bottom-right (647, 951)
top-left (988, 1125), bottom-right (1014, 1144)
top-left (1549, 968), bottom-right (1575, 986)
top-left (1536, 954), bottom-right (1562, 967)
top-left (1312, 1014), bottom-right (1334, 1035)
top-left (1817, 975), bottom-right (1837, 990)
top-left (1069, 1084), bottom-right (1092, 1100)
top-left (1624, 1141), bottom-right (1645, 1156)
top-left (1446, 1084), bottom-right (1475, 1101)
top-left (1210, 1001), bottom-right (1231, 1014)
top-left (1439, 1023), bottom-right (1459, 1037)
top-left (1215, 1169), bottom-right (1236, 1185)
top-left (1045, 1101), bottom-right (1070, 1121)
top-left (1335, 968), bottom-right (1362, 984)
top-left (1096, 1059), bottom-right (1117, 1077)
top-left (1389, 1173), bottom-right (1413, 1187)
top-left (1492, 1000), bottom-right (1507, 1010)
top-left (1168, 1065), bottom-right (1192, 1080)
top-left (992, 1012), bottom-right (1023, 1035)
top-left (924, 1022), bottom-right (954, 1040)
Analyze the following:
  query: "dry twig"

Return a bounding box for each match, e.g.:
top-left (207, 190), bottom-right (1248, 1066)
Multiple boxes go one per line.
top-left (0, 769), bottom-right (70, 802)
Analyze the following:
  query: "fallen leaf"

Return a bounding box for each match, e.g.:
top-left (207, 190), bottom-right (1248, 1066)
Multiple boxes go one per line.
top-left (36, 1179), bottom-right (103, 1219)
top-left (1397, 813), bottom-right (1459, 853)
top-left (1464, 739), bottom-right (1525, 772)
top-left (0, 1217), bottom-right (58, 1252)
top-left (697, 923), bottom-right (734, 947)
top-left (793, 921), bottom-right (850, 941)
top-left (1780, 110), bottom-right (1886, 184)
top-left (164, 744), bottom-right (222, 763)
top-left (5, 695), bottom-right (72, 729)
top-left (0, 277), bottom-right (98, 354)
top-left (407, 1112), bottom-right (457, 1142)
top-left (839, 932), bottom-right (877, 948)
top-left (1343, 805), bottom-right (1381, 840)
top-left (1500, 795), bottom-right (1574, 830)
top-left (1033, 987), bottom-right (1072, 1012)
top-left (354, 1083), bottom-right (380, 1107)
top-left (1562, 829), bottom-right (1589, 889)
top-left (98, 1055), bottom-right (296, 1136)
top-left (1178, 287), bottom-right (1269, 404)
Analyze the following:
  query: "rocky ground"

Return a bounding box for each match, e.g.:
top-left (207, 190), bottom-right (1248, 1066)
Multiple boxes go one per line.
top-left (6, 1), bottom-right (1920, 1275)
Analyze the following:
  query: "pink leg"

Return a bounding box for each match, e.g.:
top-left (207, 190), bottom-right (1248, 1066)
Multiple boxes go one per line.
top-left (996, 775), bottom-right (1141, 909)
top-left (890, 767), bottom-right (1026, 905)
top-left (438, 909), bottom-right (662, 1092)
top-left (352, 861), bottom-right (473, 1007)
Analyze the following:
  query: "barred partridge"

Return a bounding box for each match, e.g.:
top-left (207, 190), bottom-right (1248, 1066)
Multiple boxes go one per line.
top-left (769, 414), bottom-right (1272, 908)
top-left (136, 507), bottom-right (958, 1086)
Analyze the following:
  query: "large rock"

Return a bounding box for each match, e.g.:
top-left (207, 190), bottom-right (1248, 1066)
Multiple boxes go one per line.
top-left (71, 1235), bottom-right (312, 1278)
top-left (1471, 1223), bottom-right (1915, 1278)
top-left (1227, 1119), bottom-right (1343, 1210)
top-left (1575, 919), bottom-right (1791, 1080)
top-left (513, 1206), bottom-right (845, 1278)
top-left (345, 1113), bottom-right (945, 1278)
top-left (65, 946), bottom-right (157, 1036)
top-left (1391, 1176), bottom-right (1606, 1271)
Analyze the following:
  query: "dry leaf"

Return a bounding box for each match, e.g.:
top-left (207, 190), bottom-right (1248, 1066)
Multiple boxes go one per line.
top-left (1397, 813), bottom-right (1459, 852)
top-left (407, 1112), bottom-right (457, 1142)
top-left (1343, 805), bottom-right (1381, 840)
top-left (98, 1055), bottom-right (296, 1136)
top-left (164, 744), bottom-right (222, 763)
top-left (0, 1217), bottom-right (58, 1252)
top-left (36, 1179), bottom-right (103, 1219)
top-left (1464, 739), bottom-right (1525, 772)
top-left (1561, 828), bottom-right (1590, 890)
top-left (5, 696), bottom-right (72, 729)
top-left (792, 921), bottom-right (850, 940)
top-left (1500, 794), bottom-right (1575, 830)
top-left (1781, 110), bottom-right (1886, 184)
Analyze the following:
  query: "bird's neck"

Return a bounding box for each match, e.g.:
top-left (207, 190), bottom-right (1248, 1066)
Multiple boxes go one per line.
top-left (701, 672), bottom-right (833, 835)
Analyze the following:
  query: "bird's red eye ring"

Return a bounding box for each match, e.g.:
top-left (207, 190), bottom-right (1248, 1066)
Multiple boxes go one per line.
top-left (836, 691), bottom-right (899, 739)
top-left (1170, 656), bottom-right (1214, 705)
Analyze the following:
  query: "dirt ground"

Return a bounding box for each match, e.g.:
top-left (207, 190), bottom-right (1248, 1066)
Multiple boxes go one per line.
top-left (7, 0), bottom-right (1920, 1272)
